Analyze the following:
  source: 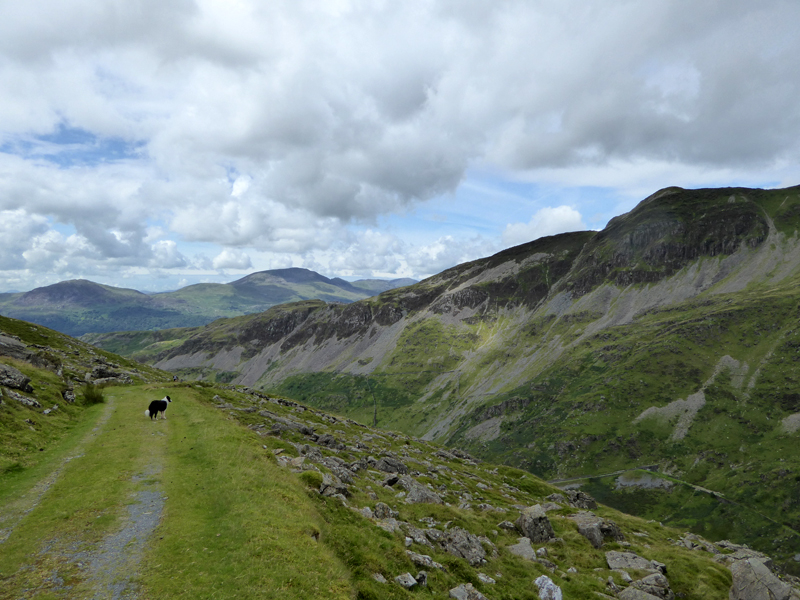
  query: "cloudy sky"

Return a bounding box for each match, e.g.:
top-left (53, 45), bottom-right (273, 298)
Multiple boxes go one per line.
top-left (1, 0), bottom-right (799, 292)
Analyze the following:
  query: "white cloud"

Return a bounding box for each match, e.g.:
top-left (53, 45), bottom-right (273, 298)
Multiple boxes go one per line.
top-left (502, 206), bottom-right (587, 247)
top-left (0, 1), bottom-right (799, 291)
top-left (212, 248), bottom-right (252, 270)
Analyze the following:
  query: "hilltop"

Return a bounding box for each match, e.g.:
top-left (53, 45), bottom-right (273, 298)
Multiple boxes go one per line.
top-left (1, 317), bottom-right (797, 598)
top-left (87, 185), bottom-right (800, 571)
top-left (0, 269), bottom-right (416, 337)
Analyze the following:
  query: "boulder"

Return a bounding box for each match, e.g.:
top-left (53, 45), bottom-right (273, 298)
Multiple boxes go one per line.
top-left (375, 456), bottom-right (409, 474)
top-left (606, 551), bottom-right (662, 573)
top-left (566, 489), bottom-right (598, 509)
top-left (319, 473), bottom-right (349, 497)
top-left (398, 475), bottom-right (443, 504)
top-left (373, 502), bottom-right (393, 519)
top-left (5, 389), bottom-right (41, 408)
top-left (449, 583), bottom-right (489, 600)
top-left (515, 505), bottom-right (555, 543)
top-left (729, 557), bottom-right (796, 600)
top-left (569, 512), bottom-right (625, 548)
top-left (395, 573), bottom-right (417, 589)
top-left (405, 526), bottom-right (434, 547)
top-left (631, 573), bottom-right (674, 600)
top-left (507, 537), bottom-right (538, 561)
top-left (406, 550), bottom-right (444, 570)
top-left (440, 527), bottom-right (486, 566)
top-left (535, 575), bottom-right (563, 600)
top-left (0, 363), bottom-right (33, 392)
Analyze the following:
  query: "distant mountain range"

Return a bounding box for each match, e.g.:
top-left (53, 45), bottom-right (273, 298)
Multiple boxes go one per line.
top-left (0, 268), bottom-right (416, 336)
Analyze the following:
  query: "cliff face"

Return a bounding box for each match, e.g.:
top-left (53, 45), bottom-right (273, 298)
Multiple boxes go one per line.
top-left (147, 186), bottom-right (798, 399)
top-left (94, 185), bottom-right (800, 569)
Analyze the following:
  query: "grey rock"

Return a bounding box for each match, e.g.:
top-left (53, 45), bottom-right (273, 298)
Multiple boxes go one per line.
top-left (441, 527), bottom-right (486, 566)
top-left (631, 573), bottom-right (674, 600)
top-left (498, 520), bottom-right (517, 530)
top-left (406, 526), bottom-right (434, 547)
top-left (566, 489), bottom-right (598, 509)
top-left (375, 518), bottom-right (403, 533)
top-left (546, 493), bottom-right (567, 504)
top-left (5, 389), bottom-right (41, 408)
top-left (507, 537), bottom-right (538, 561)
top-left (372, 573), bottom-right (387, 584)
top-left (398, 475), bottom-right (443, 504)
top-left (395, 572), bottom-right (417, 589)
top-left (729, 557), bottom-right (796, 600)
top-left (415, 571), bottom-right (428, 586)
top-left (375, 456), bottom-right (409, 474)
top-left (373, 502), bottom-right (392, 519)
top-left (606, 551), bottom-right (660, 573)
top-left (535, 575), bottom-right (563, 600)
top-left (619, 588), bottom-right (662, 600)
top-left (319, 473), bottom-right (349, 497)
top-left (449, 583), bottom-right (489, 600)
top-left (478, 573), bottom-right (496, 584)
top-left (569, 511), bottom-right (625, 548)
top-left (406, 550), bottom-right (444, 570)
top-left (0, 363), bottom-right (33, 392)
top-left (515, 505), bottom-right (555, 543)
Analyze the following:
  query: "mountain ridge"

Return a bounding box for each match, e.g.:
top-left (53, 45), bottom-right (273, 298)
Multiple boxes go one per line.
top-left (0, 269), bottom-right (417, 337)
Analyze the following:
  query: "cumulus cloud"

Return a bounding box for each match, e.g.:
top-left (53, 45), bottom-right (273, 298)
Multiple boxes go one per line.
top-left (502, 206), bottom-right (587, 247)
top-left (0, 1), bottom-right (799, 290)
top-left (212, 248), bottom-right (252, 270)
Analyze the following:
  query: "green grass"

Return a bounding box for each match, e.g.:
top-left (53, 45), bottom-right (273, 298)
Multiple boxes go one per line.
top-left (0, 385), bottom-right (353, 600)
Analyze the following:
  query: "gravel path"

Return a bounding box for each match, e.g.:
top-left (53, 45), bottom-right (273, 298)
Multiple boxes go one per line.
top-left (80, 468), bottom-right (166, 600)
top-left (1, 397), bottom-right (167, 599)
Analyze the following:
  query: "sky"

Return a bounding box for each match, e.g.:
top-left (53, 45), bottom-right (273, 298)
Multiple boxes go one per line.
top-left (1, 0), bottom-right (799, 293)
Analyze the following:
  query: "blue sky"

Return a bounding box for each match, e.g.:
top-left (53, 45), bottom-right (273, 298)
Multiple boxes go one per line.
top-left (0, 1), bottom-right (798, 293)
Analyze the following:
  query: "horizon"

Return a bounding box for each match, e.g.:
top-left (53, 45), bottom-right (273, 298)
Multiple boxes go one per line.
top-left (1, 2), bottom-right (799, 293)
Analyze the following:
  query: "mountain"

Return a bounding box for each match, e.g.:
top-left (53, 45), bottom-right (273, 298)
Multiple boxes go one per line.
top-left (0, 269), bottom-right (417, 337)
top-left (2, 316), bottom-right (797, 599)
top-left (87, 184), bottom-right (800, 570)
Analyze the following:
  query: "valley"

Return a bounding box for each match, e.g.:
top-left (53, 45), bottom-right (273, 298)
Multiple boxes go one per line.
top-left (0, 316), bottom-right (792, 599)
top-left (82, 185), bottom-right (800, 574)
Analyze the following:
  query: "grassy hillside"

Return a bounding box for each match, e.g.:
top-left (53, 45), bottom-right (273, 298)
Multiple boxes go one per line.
top-left (2, 380), bottom-right (767, 600)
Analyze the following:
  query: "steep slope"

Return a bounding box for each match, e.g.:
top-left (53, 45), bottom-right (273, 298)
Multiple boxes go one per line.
top-left (0, 270), bottom-right (416, 337)
top-left (89, 185), bottom-right (800, 569)
top-left (4, 377), bottom-right (796, 599)
top-left (0, 315), bottom-right (168, 474)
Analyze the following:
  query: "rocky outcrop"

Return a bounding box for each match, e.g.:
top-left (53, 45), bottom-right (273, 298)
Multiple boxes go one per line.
top-left (535, 575), bottom-right (563, 600)
top-left (0, 363), bottom-right (33, 392)
top-left (569, 511), bottom-right (624, 548)
top-left (606, 551), bottom-right (666, 574)
top-left (728, 558), bottom-right (797, 600)
top-left (440, 527), bottom-right (486, 566)
top-left (515, 504), bottom-right (555, 543)
top-left (397, 475), bottom-right (443, 504)
top-left (449, 583), bottom-right (489, 600)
